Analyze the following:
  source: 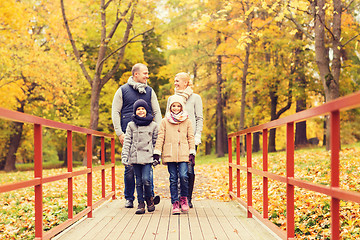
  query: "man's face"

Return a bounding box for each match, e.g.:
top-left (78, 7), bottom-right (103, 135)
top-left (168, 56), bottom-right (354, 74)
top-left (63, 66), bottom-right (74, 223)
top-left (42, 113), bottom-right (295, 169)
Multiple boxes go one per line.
top-left (133, 66), bottom-right (149, 84)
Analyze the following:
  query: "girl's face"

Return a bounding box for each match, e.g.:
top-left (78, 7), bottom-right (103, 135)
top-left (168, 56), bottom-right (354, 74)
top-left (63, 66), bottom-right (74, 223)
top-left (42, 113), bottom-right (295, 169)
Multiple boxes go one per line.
top-left (174, 76), bottom-right (188, 91)
top-left (136, 106), bottom-right (147, 118)
top-left (170, 102), bottom-right (182, 114)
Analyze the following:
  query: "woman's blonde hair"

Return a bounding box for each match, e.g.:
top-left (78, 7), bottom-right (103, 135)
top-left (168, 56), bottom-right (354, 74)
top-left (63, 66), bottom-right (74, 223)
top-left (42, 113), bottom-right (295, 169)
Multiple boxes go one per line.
top-left (175, 72), bottom-right (193, 88)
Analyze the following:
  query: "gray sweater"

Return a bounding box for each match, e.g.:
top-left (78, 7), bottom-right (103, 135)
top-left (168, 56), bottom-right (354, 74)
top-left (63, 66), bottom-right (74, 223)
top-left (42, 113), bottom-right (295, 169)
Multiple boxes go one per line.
top-left (121, 121), bottom-right (158, 165)
top-left (166, 93), bottom-right (203, 144)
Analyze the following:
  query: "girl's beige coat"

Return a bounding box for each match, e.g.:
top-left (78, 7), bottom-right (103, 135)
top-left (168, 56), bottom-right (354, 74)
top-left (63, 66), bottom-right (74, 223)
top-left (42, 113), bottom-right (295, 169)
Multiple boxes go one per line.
top-left (154, 118), bottom-right (196, 163)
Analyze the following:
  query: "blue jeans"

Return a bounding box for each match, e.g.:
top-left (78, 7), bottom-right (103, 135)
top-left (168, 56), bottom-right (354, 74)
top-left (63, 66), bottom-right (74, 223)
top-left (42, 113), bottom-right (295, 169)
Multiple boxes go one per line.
top-left (167, 162), bottom-right (188, 204)
top-left (124, 165), bottom-right (154, 201)
top-left (133, 164), bottom-right (152, 203)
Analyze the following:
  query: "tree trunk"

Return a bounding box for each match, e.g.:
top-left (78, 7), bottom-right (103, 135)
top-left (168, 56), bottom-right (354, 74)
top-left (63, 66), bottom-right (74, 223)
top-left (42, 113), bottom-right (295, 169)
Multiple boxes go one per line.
top-left (89, 79), bottom-right (101, 130)
top-left (4, 121), bottom-right (24, 171)
top-left (253, 132), bottom-right (260, 152)
top-left (4, 103), bottom-right (25, 172)
top-left (205, 134), bottom-right (212, 155)
top-left (252, 93), bottom-right (260, 152)
top-left (295, 102), bottom-right (308, 147)
top-left (294, 31), bottom-right (308, 147)
top-left (314, 0), bottom-right (341, 150)
top-left (215, 32), bottom-right (226, 157)
top-left (239, 14), bottom-right (252, 156)
top-left (268, 89), bottom-right (278, 152)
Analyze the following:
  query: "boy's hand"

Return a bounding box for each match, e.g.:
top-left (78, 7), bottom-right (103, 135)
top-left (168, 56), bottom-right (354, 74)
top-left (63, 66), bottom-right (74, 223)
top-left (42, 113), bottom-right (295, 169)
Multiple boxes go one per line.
top-left (189, 154), bottom-right (195, 166)
top-left (153, 154), bottom-right (160, 167)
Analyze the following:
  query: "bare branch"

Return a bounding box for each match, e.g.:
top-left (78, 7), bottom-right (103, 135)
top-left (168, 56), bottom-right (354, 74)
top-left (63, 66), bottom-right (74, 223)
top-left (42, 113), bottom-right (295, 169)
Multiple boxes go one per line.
top-left (344, 0), bottom-right (355, 11)
top-left (101, 0), bottom-right (139, 86)
top-left (285, 6), bottom-right (314, 40)
top-left (60, 0), bottom-right (92, 86)
top-left (104, 0), bottom-right (113, 9)
top-left (342, 33), bottom-right (360, 47)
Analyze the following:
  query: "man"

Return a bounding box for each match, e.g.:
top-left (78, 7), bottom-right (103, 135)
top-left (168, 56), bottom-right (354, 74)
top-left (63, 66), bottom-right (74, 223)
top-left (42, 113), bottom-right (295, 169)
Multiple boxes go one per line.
top-left (112, 63), bottom-right (162, 208)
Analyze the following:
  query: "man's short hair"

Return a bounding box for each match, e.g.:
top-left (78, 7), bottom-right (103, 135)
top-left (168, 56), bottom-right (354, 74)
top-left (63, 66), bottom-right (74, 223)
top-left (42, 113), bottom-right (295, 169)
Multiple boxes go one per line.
top-left (131, 63), bottom-right (147, 76)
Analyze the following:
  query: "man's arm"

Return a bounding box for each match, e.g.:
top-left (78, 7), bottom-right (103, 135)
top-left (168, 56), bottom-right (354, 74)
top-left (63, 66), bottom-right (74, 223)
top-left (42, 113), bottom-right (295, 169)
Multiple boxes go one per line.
top-left (111, 88), bottom-right (125, 143)
top-left (151, 90), bottom-right (162, 125)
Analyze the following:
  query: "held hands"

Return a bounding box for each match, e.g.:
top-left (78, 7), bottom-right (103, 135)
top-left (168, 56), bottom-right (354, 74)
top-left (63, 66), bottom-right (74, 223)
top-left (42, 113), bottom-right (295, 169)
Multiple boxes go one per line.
top-left (153, 154), bottom-right (160, 167)
top-left (189, 154), bottom-right (195, 166)
top-left (122, 158), bottom-right (129, 166)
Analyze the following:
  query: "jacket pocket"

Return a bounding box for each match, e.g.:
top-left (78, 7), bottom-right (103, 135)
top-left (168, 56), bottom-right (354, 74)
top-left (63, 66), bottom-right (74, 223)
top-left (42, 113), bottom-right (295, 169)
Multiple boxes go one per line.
top-left (163, 143), bottom-right (172, 157)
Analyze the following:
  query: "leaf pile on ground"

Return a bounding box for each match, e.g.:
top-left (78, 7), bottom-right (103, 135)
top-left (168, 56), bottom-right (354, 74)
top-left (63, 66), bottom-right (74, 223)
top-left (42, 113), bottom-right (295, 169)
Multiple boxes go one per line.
top-left (0, 146), bottom-right (359, 239)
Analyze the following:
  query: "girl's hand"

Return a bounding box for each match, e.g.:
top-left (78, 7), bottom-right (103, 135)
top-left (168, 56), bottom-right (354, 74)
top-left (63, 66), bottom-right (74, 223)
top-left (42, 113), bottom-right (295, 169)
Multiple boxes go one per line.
top-left (189, 154), bottom-right (195, 166)
top-left (153, 154), bottom-right (160, 167)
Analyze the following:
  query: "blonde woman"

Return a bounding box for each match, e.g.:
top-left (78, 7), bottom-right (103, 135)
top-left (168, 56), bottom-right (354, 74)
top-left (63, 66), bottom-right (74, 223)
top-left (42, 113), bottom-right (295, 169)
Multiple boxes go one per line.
top-left (166, 72), bottom-right (203, 208)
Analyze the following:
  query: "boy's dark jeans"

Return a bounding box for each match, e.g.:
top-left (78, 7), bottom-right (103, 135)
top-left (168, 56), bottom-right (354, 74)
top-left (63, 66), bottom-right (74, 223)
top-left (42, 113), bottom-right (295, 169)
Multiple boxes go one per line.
top-left (133, 163), bottom-right (152, 203)
top-left (124, 165), bottom-right (155, 201)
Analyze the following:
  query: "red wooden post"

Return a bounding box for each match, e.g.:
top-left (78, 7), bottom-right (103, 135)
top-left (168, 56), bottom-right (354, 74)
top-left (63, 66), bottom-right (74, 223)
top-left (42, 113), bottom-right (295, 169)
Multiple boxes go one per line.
top-left (286, 123), bottom-right (295, 239)
top-left (67, 130), bottom-right (73, 219)
top-left (228, 137), bottom-right (233, 194)
top-left (86, 134), bottom-right (93, 218)
top-left (236, 136), bottom-right (241, 198)
top-left (263, 129), bottom-right (268, 219)
top-left (101, 137), bottom-right (105, 198)
top-left (34, 124), bottom-right (43, 240)
top-left (330, 111), bottom-right (340, 240)
top-left (111, 137), bottom-right (116, 199)
top-left (246, 133), bottom-right (252, 218)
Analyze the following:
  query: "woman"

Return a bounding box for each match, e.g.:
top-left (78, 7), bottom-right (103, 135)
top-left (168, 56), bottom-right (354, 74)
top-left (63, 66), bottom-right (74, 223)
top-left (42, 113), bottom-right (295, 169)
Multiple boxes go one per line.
top-left (166, 72), bottom-right (203, 208)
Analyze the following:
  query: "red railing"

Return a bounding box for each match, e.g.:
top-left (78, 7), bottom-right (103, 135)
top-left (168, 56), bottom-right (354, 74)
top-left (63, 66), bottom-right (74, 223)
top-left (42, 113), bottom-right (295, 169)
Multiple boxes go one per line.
top-left (228, 91), bottom-right (360, 240)
top-left (0, 108), bottom-right (116, 240)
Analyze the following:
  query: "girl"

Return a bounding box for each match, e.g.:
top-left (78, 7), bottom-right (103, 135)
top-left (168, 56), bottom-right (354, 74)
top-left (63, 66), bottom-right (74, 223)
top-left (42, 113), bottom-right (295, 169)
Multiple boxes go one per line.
top-left (154, 95), bottom-right (195, 214)
top-left (166, 72), bottom-right (203, 208)
top-left (121, 99), bottom-right (158, 214)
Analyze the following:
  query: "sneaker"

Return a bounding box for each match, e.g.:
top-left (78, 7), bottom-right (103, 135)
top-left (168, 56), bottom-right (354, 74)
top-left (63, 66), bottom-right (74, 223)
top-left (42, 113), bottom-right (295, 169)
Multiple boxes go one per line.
top-left (153, 195), bottom-right (160, 205)
top-left (146, 197), bottom-right (155, 212)
top-left (180, 196), bottom-right (189, 212)
top-left (172, 201), bottom-right (180, 215)
top-left (135, 202), bottom-right (145, 214)
top-left (125, 199), bottom-right (134, 208)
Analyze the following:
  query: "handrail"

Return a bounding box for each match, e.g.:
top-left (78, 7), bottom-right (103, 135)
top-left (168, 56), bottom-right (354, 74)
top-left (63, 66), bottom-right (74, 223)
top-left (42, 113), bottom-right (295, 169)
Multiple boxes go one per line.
top-left (227, 90), bottom-right (360, 240)
top-left (0, 107), bottom-right (116, 240)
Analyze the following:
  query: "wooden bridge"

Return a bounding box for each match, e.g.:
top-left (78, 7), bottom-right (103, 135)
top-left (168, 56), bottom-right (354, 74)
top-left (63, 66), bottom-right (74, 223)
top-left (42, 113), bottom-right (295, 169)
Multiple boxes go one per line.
top-left (52, 199), bottom-right (278, 240)
top-left (1, 91), bottom-right (360, 240)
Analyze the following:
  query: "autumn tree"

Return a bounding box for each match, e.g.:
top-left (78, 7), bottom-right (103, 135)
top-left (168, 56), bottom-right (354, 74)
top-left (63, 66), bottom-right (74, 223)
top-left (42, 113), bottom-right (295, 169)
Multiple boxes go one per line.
top-left (0, 0), bottom-right (79, 171)
top-left (61, 0), bottom-right (156, 133)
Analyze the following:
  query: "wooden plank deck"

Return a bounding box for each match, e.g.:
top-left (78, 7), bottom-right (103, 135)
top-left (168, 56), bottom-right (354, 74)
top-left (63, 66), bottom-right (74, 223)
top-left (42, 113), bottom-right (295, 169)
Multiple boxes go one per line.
top-left (53, 199), bottom-right (280, 240)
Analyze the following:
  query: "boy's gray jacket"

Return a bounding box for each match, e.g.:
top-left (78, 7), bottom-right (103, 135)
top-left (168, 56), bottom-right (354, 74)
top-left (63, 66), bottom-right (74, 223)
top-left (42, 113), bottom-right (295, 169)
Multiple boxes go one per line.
top-left (121, 121), bottom-right (158, 165)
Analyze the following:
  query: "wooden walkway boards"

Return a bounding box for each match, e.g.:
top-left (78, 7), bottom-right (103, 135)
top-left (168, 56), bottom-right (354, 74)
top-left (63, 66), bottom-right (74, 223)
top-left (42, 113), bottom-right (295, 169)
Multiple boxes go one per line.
top-left (53, 199), bottom-right (279, 240)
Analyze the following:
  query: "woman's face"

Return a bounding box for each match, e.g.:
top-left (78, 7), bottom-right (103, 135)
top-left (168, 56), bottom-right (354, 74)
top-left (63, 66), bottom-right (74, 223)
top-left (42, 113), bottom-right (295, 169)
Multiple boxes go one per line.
top-left (170, 102), bottom-right (182, 114)
top-left (174, 76), bottom-right (188, 91)
top-left (136, 106), bottom-right (147, 118)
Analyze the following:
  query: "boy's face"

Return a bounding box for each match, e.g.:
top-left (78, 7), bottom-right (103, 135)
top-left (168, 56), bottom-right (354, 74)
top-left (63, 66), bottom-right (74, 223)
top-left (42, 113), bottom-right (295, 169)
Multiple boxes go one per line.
top-left (170, 102), bottom-right (182, 114)
top-left (136, 106), bottom-right (147, 118)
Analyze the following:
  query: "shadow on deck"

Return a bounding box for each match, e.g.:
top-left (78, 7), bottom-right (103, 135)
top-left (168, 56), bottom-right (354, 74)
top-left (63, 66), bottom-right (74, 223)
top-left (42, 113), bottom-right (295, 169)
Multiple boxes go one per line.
top-left (53, 199), bottom-right (280, 240)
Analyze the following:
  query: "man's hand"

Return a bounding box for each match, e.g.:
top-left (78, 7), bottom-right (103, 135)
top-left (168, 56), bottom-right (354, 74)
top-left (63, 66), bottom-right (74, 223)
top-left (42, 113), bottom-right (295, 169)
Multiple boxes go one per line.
top-left (118, 134), bottom-right (125, 145)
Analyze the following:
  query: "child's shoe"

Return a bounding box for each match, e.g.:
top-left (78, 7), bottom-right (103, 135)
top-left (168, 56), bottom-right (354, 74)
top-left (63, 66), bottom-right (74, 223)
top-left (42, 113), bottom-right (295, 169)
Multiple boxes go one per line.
top-left (172, 201), bottom-right (180, 215)
top-left (135, 202), bottom-right (145, 214)
top-left (180, 196), bottom-right (189, 212)
top-left (146, 197), bottom-right (155, 212)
